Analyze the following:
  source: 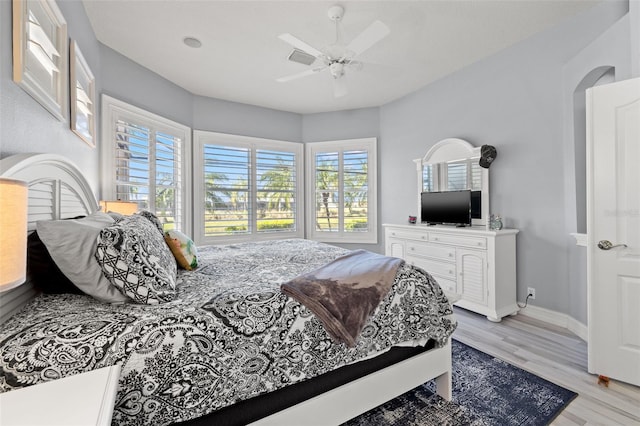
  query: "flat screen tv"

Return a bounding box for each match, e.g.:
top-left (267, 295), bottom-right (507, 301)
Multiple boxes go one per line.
top-left (471, 190), bottom-right (481, 219)
top-left (421, 190), bottom-right (471, 226)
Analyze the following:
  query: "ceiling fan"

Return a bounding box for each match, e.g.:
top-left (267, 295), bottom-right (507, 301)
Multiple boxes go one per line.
top-left (276, 5), bottom-right (390, 98)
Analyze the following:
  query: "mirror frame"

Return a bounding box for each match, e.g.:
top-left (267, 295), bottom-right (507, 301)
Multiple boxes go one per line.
top-left (414, 138), bottom-right (489, 226)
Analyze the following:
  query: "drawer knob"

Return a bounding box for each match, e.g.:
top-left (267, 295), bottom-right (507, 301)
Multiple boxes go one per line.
top-left (449, 253), bottom-right (453, 257)
top-left (477, 242), bottom-right (482, 246)
top-left (410, 247), bottom-right (415, 251)
top-left (434, 237), bottom-right (439, 241)
top-left (421, 236), bottom-right (426, 239)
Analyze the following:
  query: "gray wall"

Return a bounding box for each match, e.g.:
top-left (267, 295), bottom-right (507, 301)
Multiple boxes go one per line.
top-left (0, 0), bottom-right (102, 193)
top-left (100, 45), bottom-right (193, 127)
top-left (302, 108), bottom-right (381, 252)
top-left (1, 0), bottom-right (634, 325)
top-left (378, 0), bottom-right (629, 319)
top-left (193, 95), bottom-right (301, 142)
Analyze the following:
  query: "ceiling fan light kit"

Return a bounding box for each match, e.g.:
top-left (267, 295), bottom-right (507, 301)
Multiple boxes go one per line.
top-left (277, 4), bottom-right (389, 98)
top-left (327, 5), bottom-right (344, 22)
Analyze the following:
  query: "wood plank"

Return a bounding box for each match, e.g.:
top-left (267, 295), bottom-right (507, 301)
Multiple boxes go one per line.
top-left (453, 307), bottom-right (640, 425)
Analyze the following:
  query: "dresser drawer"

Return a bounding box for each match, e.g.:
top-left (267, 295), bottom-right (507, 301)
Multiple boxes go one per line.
top-left (386, 229), bottom-right (428, 242)
top-left (432, 276), bottom-right (457, 295)
top-left (407, 256), bottom-right (456, 280)
top-left (406, 241), bottom-right (455, 261)
top-left (429, 233), bottom-right (487, 249)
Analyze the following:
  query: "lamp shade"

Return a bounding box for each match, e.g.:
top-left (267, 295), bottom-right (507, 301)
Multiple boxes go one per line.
top-left (99, 200), bottom-right (138, 215)
top-left (0, 178), bottom-right (28, 292)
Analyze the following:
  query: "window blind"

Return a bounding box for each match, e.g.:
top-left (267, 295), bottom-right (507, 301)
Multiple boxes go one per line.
top-left (202, 144), bottom-right (250, 236)
top-left (314, 152), bottom-right (339, 232)
top-left (343, 150), bottom-right (368, 233)
top-left (113, 119), bottom-right (182, 231)
top-left (256, 149), bottom-right (297, 233)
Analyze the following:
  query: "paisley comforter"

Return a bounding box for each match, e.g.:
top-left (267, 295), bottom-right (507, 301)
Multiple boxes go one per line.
top-left (0, 239), bottom-right (457, 426)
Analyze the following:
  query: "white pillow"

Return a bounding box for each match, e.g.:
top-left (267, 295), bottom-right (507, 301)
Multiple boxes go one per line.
top-left (36, 212), bottom-right (130, 303)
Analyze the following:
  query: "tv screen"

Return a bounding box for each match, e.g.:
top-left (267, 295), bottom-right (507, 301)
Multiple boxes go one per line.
top-left (421, 190), bottom-right (471, 226)
top-left (471, 190), bottom-right (481, 219)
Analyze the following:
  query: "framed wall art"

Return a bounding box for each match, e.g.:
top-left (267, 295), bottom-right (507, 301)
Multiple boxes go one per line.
top-left (12, 0), bottom-right (68, 121)
top-left (70, 40), bottom-right (96, 147)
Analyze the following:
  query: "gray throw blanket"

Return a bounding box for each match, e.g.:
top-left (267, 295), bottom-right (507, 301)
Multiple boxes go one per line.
top-left (281, 250), bottom-right (405, 347)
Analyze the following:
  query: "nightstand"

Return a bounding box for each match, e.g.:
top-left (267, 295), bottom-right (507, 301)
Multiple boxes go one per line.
top-left (0, 365), bottom-right (120, 426)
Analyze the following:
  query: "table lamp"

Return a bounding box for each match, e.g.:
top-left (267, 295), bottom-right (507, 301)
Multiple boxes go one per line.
top-left (99, 200), bottom-right (138, 215)
top-left (0, 178), bottom-right (28, 292)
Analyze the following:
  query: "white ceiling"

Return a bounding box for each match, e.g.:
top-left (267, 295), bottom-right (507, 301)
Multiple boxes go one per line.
top-left (82, 0), bottom-right (599, 114)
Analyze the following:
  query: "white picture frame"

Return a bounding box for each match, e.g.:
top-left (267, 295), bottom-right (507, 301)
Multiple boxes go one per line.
top-left (70, 40), bottom-right (96, 147)
top-left (12, 0), bottom-right (68, 122)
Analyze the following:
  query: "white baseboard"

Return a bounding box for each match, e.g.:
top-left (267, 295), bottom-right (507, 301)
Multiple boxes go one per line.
top-left (517, 303), bottom-right (588, 342)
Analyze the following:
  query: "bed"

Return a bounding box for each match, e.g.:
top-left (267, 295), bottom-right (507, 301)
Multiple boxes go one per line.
top-left (0, 153), bottom-right (457, 426)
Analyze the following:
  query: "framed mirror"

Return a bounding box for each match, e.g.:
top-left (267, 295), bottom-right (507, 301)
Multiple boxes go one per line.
top-left (70, 40), bottom-right (96, 147)
top-left (414, 138), bottom-right (490, 226)
top-left (12, 0), bottom-right (68, 121)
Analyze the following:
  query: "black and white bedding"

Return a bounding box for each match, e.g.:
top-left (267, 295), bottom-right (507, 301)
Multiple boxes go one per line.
top-left (0, 238), bottom-right (456, 425)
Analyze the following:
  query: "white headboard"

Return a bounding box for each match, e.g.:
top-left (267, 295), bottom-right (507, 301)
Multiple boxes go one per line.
top-left (0, 153), bottom-right (98, 324)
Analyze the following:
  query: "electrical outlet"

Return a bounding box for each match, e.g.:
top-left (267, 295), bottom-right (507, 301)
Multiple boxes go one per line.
top-left (527, 287), bottom-right (536, 300)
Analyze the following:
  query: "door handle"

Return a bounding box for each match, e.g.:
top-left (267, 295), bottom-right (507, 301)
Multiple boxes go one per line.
top-left (597, 240), bottom-right (627, 250)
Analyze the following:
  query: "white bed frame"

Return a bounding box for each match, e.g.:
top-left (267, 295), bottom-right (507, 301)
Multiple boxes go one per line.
top-left (0, 153), bottom-right (453, 424)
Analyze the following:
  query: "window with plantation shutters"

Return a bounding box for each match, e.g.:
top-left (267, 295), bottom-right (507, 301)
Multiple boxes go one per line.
top-left (256, 149), bottom-right (297, 233)
top-left (102, 95), bottom-right (191, 233)
top-left (194, 131), bottom-right (303, 244)
top-left (202, 144), bottom-right (250, 236)
top-left (306, 138), bottom-right (377, 244)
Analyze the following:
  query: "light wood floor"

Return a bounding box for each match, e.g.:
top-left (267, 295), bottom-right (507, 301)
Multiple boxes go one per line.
top-left (452, 307), bottom-right (640, 426)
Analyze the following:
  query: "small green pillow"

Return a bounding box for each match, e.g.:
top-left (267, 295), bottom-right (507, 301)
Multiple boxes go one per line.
top-left (164, 230), bottom-right (198, 270)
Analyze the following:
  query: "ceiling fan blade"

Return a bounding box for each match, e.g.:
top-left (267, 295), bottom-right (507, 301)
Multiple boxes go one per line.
top-left (277, 67), bottom-right (325, 83)
top-left (333, 77), bottom-right (348, 98)
top-left (278, 33), bottom-right (323, 58)
top-left (345, 20), bottom-right (390, 58)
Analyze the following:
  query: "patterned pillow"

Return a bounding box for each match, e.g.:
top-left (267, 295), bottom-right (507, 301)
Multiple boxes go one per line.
top-left (138, 210), bottom-right (164, 235)
top-left (164, 230), bottom-right (198, 270)
top-left (96, 215), bottom-right (177, 304)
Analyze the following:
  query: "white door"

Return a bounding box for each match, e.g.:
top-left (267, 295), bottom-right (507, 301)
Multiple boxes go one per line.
top-left (587, 77), bottom-right (640, 386)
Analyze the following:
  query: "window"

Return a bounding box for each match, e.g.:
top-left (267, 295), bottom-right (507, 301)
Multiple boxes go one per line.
top-left (193, 131), bottom-right (303, 244)
top-left (101, 95), bottom-right (191, 233)
top-left (306, 138), bottom-right (377, 244)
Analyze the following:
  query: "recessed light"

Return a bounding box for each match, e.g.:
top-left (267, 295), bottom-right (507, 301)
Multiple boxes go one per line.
top-left (183, 37), bottom-right (202, 48)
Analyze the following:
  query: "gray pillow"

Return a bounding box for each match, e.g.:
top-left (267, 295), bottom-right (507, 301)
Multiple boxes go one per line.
top-left (36, 212), bottom-right (130, 303)
top-left (95, 214), bottom-right (177, 304)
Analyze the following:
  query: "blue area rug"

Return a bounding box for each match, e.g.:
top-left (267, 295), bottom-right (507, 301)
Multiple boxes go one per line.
top-left (344, 340), bottom-right (577, 426)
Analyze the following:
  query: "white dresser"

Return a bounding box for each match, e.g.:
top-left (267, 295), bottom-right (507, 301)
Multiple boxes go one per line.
top-left (384, 224), bottom-right (519, 322)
